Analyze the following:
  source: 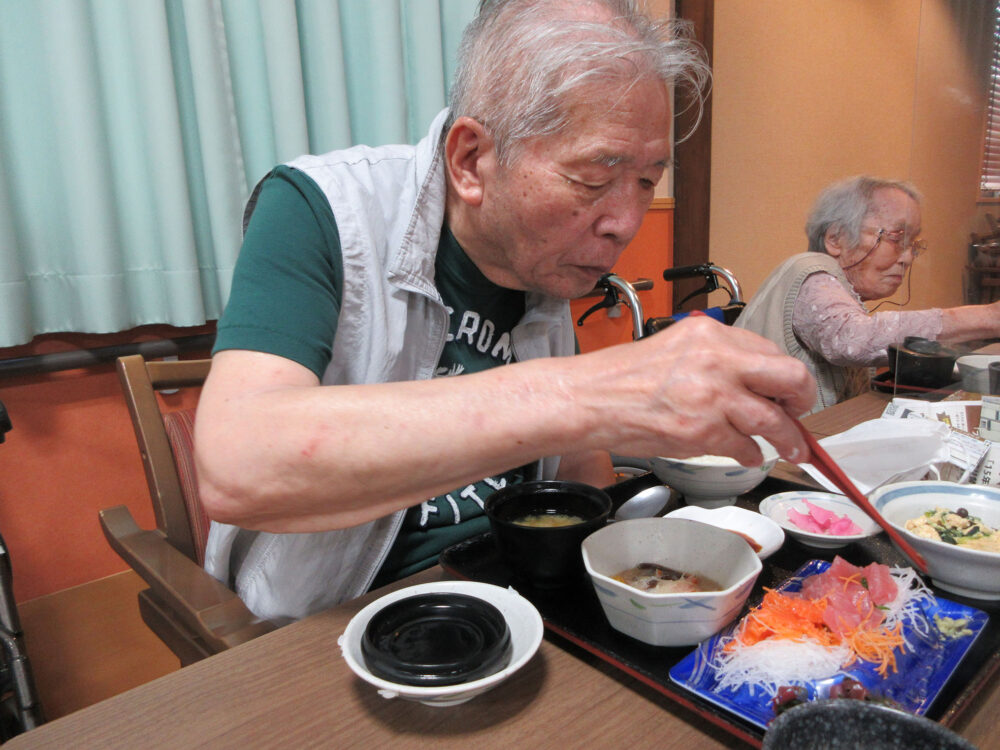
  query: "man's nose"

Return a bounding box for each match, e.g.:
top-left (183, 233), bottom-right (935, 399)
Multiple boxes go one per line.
top-left (593, 185), bottom-right (648, 242)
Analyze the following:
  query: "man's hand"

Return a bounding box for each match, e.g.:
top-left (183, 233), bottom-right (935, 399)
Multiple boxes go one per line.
top-left (565, 315), bottom-right (816, 467)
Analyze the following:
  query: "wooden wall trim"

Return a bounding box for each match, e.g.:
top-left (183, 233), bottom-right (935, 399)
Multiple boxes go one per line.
top-left (672, 0), bottom-right (713, 312)
top-left (650, 197), bottom-right (676, 210)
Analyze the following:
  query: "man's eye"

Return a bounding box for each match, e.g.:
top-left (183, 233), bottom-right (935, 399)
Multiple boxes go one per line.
top-left (570, 178), bottom-right (607, 191)
top-left (639, 178), bottom-right (656, 190)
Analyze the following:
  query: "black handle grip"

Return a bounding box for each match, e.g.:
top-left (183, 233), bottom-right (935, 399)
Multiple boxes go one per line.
top-left (662, 263), bottom-right (715, 282)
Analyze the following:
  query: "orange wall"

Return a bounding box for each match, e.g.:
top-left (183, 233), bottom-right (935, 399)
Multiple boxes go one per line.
top-left (572, 200), bottom-right (675, 351)
top-left (0, 329), bottom-right (209, 602)
top-left (710, 1), bottom-right (989, 312)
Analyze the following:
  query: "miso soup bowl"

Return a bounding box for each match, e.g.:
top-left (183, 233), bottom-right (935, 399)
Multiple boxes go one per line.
top-left (485, 480), bottom-right (612, 589)
top-left (581, 517), bottom-right (762, 647)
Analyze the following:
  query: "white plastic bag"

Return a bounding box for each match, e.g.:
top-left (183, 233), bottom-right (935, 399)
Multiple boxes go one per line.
top-left (799, 418), bottom-right (951, 495)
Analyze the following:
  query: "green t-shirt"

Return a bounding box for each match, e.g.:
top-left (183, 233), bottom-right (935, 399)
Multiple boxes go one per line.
top-left (215, 166), bottom-right (537, 587)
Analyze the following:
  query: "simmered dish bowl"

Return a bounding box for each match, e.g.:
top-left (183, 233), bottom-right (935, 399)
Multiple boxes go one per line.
top-left (870, 480), bottom-right (1000, 600)
top-left (581, 517), bottom-right (762, 646)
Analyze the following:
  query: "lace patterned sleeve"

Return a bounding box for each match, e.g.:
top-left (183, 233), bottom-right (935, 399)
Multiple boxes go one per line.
top-left (792, 272), bottom-right (943, 367)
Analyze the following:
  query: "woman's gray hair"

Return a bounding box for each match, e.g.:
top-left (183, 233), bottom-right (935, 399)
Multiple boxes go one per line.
top-left (445, 0), bottom-right (711, 166)
top-left (805, 175), bottom-right (922, 254)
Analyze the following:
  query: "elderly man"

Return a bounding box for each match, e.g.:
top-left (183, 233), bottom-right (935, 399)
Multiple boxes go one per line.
top-left (195, 0), bottom-right (815, 623)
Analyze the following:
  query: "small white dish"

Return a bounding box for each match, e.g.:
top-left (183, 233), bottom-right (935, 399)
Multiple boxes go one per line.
top-left (664, 505), bottom-right (784, 559)
top-left (339, 580), bottom-right (542, 707)
top-left (759, 491), bottom-right (881, 550)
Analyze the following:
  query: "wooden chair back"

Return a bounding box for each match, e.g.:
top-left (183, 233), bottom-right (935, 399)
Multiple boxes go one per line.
top-left (102, 354), bottom-right (275, 665)
top-left (116, 354), bottom-right (210, 562)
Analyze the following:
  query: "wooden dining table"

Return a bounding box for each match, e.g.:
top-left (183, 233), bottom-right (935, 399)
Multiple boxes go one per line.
top-left (10, 390), bottom-right (1000, 749)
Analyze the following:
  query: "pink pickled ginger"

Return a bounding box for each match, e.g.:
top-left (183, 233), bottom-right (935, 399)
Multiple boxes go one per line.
top-left (787, 499), bottom-right (862, 536)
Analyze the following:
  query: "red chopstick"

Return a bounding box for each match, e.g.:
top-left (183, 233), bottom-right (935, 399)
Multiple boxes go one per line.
top-left (794, 419), bottom-right (928, 573)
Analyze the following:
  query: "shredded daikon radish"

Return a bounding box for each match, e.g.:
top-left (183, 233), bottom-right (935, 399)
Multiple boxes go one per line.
top-left (711, 638), bottom-right (851, 697)
top-left (881, 567), bottom-right (935, 640)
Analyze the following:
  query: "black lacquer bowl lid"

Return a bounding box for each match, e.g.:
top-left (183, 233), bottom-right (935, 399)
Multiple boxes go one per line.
top-left (361, 592), bottom-right (512, 687)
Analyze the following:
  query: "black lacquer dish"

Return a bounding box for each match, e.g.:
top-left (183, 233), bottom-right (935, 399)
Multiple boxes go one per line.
top-left (361, 592), bottom-right (512, 687)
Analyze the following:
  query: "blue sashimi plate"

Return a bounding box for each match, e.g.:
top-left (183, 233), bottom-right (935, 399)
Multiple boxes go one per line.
top-left (668, 559), bottom-right (988, 731)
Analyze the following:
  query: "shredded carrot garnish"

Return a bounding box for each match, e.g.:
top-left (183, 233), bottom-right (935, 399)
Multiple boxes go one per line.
top-left (843, 621), bottom-right (905, 676)
top-left (725, 589), bottom-right (834, 652)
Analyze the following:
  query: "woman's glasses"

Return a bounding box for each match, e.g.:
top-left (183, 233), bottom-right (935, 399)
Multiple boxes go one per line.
top-left (842, 226), bottom-right (925, 310)
top-left (869, 227), bottom-right (927, 258)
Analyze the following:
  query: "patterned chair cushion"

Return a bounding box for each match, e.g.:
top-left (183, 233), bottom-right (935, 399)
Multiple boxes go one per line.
top-left (162, 408), bottom-right (210, 566)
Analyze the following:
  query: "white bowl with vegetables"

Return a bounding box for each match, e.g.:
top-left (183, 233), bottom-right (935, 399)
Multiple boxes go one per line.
top-left (870, 481), bottom-right (1000, 600)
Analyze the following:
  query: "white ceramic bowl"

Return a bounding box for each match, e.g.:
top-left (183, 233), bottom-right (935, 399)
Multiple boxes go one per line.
top-left (647, 437), bottom-right (779, 508)
top-left (664, 504), bottom-right (785, 559)
top-left (339, 581), bottom-right (543, 706)
top-left (759, 491), bottom-right (882, 550)
top-left (581, 517), bottom-right (762, 647)
top-left (870, 481), bottom-right (1000, 600)
top-left (956, 354), bottom-right (1000, 394)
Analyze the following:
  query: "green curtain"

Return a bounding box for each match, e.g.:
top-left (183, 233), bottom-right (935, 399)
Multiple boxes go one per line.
top-left (0, 0), bottom-right (476, 347)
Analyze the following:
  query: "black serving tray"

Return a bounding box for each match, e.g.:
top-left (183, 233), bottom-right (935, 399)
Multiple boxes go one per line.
top-left (439, 476), bottom-right (1000, 748)
top-left (871, 370), bottom-right (960, 397)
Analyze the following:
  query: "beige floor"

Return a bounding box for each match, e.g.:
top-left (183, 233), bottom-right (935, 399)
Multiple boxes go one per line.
top-left (18, 570), bottom-right (180, 722)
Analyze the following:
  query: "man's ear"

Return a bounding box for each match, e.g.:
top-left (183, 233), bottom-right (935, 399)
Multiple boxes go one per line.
top-left (444, 116), bottom-right (494, 207)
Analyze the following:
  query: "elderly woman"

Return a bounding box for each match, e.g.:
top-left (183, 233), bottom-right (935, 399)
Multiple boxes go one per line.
top-left (735, 175), bottom-right (1000, 414)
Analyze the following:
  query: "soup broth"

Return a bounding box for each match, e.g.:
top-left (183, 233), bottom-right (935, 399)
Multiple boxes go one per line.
top-left (613, 562), bottom-right (721, 594)
top-left (513, 512), bottom-right (585, 528)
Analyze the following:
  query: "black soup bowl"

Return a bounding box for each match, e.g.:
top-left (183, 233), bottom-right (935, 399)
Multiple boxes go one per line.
top-left (484, 480), bottom-right (612, 589)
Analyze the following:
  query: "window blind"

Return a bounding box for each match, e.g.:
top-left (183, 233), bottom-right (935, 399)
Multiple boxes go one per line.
top-left (981, 0), bottom-right (1000, 197)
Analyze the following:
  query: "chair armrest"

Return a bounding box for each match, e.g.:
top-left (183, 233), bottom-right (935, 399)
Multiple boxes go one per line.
top-left (99, 505), bottom-right (276, 651)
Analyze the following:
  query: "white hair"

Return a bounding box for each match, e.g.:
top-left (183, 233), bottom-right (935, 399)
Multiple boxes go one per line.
top-left (445, 0), bottom-right (712, 166)
top-left (805, 176), bottom-right (922, 253)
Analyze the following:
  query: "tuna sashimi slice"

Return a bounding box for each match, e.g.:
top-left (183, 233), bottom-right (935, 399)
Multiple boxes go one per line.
top-left (860, 561), bottom-right (898, 605)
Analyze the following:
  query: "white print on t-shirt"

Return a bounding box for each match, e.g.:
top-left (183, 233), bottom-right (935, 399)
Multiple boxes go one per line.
top-left (436, 363), bottom-right (466, 377)
top-left (416, 474), bottom-right (510, 527)
top-left (444, 310), bottom-right (514, 363)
